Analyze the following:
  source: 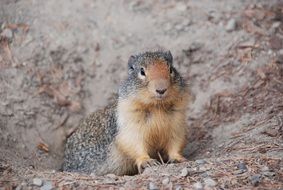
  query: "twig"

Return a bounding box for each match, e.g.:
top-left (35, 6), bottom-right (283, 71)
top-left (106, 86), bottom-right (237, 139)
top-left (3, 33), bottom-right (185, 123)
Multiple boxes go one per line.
top-left (157, 152), bottom-right (165, 165)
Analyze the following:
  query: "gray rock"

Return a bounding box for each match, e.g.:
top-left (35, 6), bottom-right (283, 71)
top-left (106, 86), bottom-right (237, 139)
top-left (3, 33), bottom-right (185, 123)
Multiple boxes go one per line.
top-left (195, 159), bottom-right (207, 165)
top-left (225, 19), bottom-right (237, 32)
top-left (33, 178), bottom-right (43, 187)
top-left (262, 171), bottom-right (276, 177)
top-left (193, 182), bottom-right (203, 190)
top-left (204, 177), bottom-right (217, 187)
top-left (175, 185), bottom-right (183, 190)
top-left (236, 162), bottom-right (248, 174)
top-left (40, 181), bottom-right (53, 190)
top-left (250, 174), bottom-right (261, 186)
top-left (237, 162), bottom-right (247, 170)
top-left (235, 169), bottom-right (245, 175)
top-left (272, 21), bottom-right (281, 29)
top-left (180, 167), bottom-right (189, 177)
top-left (1, 28), bottom-right (13, 39)
top-left (148, 182), bottom-right (159, 190)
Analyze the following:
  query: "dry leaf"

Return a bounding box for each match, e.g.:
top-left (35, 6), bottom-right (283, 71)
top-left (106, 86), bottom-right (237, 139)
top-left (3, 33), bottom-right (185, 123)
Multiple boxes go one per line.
top-left (242, 20), bottom-right (266, 35)
top-left (6, 23), bottom-right (29, 33)
top-left (256, 68), bottom-right (267, 80)
top-left (238, 48), bottom-right (253, 63)
top-left (0, 38), bottom-right (13, 65)
top-left (37, 142), bottom-right (49, 153)
top-left (244, 9), bottom-right (266, 20)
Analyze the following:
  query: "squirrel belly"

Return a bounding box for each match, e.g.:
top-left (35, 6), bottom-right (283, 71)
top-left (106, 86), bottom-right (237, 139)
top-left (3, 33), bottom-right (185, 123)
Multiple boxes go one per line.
top-left (116, 93), bottom-right (189, 166)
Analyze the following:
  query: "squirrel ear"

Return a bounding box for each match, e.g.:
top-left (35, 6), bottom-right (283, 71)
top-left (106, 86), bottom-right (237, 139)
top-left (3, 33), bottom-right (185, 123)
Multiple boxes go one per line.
top-left (164, 51), bottom-right (173, 64)
top-left (128, 55), bottom-right (136, 73)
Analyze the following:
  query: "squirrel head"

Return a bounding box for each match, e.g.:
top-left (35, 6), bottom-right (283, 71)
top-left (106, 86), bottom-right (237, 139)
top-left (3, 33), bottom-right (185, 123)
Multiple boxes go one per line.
top-left (119, 50), bottom-right (187, 105)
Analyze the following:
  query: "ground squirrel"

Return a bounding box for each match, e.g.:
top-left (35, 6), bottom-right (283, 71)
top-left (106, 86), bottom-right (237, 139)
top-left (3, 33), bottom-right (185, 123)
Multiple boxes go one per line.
top-left (63, 50), bottom-right (190, 175)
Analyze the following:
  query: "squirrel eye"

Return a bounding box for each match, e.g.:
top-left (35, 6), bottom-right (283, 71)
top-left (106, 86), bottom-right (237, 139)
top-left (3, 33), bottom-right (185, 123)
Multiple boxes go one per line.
top-left (140, 68), bottom-right (146, 76)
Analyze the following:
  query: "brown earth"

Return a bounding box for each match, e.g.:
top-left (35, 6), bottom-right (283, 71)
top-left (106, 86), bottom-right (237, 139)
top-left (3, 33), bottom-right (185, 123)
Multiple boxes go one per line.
top-left (0, 0), bottom-right (282, 189)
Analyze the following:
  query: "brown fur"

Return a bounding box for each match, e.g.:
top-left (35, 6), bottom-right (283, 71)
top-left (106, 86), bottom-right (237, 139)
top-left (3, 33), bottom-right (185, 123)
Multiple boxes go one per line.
top-left (116, 62), bottom-right (189, 172)
top-left (147, 60), bottom-right (170, 80)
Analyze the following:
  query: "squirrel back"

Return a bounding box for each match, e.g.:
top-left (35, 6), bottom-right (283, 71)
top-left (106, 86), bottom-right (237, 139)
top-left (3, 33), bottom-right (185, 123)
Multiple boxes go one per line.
top-left (63, 50), bottom-right (189, 175)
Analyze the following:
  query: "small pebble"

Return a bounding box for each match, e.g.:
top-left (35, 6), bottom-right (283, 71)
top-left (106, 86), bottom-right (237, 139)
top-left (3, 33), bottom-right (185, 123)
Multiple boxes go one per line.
top-left (193, 181), bottom-right (203, 190)
top-left (162, 177), bottom-right (170, 185)
top-left (180, 167), bottom-right (189, 177)
top-left (148, 182), bottom-right (159, 190)
top-left (250, 174), bottom-right (261, 186)
top-left (175, 185), bottom-right (183, 190)
top-left (106, 173), bottom-right (117, 179)
top-left (195, 159), bottom-right (206, 165)
top-left (33, 178), bottom-right (43, 187)
top-left (40, 181), bottom-right (53, 190)
top-left (235, 169), bottom-right (245, 175)
top-left (272, 21), bottom-right (281, 29)
top-left (175, 2), bottom-right (187, 12)
top-left (225, 19), bottom-right (237, 32)
top-left (200, 171), bottom-right (209, 178)
top-left (1, 28), bottom-right (13, 39)
top-left (262, 171), bottom-right (276, 177)
top-left (236, 162), bottom-right (248, 174)
top-left (237, 162), bottom-right (247, 170)
top-left (204, 177), bottom-right (217, 187)
top-left (261, 166), bottom-right (269, 172)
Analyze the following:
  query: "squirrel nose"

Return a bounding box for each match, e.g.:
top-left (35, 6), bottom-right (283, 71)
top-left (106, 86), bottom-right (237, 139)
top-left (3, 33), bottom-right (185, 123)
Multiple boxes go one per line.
top-left (156, 88), bottom-right (167, 95)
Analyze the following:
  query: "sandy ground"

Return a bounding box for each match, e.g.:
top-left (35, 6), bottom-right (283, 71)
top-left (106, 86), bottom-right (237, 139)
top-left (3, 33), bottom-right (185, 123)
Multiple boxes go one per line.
top-left (0, 0), bottom-right (282, 189)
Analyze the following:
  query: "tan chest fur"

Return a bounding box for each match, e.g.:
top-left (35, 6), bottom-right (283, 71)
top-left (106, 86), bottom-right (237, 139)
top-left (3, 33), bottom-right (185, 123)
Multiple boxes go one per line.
top-left (116, 97), bottom-right (188, 156)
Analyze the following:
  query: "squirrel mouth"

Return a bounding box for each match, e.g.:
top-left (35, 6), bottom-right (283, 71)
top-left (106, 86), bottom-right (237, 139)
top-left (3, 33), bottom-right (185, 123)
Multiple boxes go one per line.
top-left (154, 94), bottom-right (167, 100)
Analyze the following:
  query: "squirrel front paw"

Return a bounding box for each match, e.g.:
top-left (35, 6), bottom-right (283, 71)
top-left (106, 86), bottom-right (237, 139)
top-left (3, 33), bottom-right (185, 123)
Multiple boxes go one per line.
top-left (137, 158), bottom-right (160, 174)
top-left (168, 155), bottom-right (187, 164)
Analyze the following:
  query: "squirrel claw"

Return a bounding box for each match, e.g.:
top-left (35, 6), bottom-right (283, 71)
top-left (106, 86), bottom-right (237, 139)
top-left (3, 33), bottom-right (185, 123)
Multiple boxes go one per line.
top-left (138, 159), bottom-right (160, 173)
top-left (168, 157), bottom-right (187, 164)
